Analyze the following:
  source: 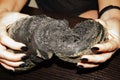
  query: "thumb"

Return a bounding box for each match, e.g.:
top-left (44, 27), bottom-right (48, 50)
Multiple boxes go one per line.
top-left (0, 12), bottom-right (29, 28)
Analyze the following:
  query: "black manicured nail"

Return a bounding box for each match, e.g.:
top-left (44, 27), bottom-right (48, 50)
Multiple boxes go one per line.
top-left (19, 63), bottom-right (25, 67)
top-left (22, 56), bottom-right (29, 61)
top-left (77, 65), bottom-right (84, 68)
top-left (91, 47), bottom-right (99, 51)
top-left (80, 58), bottom-right (88, 62)
top-left (96, 52), bottom-right (102, 54)
top-left (21, 46), bottom-right (28, 51)
top-left (19, 63), bottom-right (27, 67)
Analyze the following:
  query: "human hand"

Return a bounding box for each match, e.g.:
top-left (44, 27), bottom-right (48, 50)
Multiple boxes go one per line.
top-left (0, 12), bottom-right (29, 71)
top-left (77, 18), bottom-right (120, 68)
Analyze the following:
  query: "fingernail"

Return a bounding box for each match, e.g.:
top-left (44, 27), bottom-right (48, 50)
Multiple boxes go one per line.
top-left (19, 63), bottom-right (27, 67)
top-left (77, 65), bottom-right (84, 68)
top-left (80, 58), bottom-right (88, 62)
top-left (91, 47), bottom-right (99, 51)
top-left (22, 56), bottom-right (29, 61)
top-left (96, 52), bottom-right (102, 54)
top-left (21, 46), bottom-right (28, 51)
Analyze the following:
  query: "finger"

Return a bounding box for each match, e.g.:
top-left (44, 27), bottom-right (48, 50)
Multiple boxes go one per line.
top-left (0, 43), bottom-right (6, 50)
top-left (95, 19), bottom-right (107, 28)
top-left (0, 35), bottom-right (27, 50)
top-left (77, 62), bottom-right (99, 68)
top-left (0, 49), bottom-right (26, 61)
top-left (92, 40), bottom-right (118, 52)
top-left (95, 19), bottom-right (108, 28)
top-left (0, 12), bottom-right (29, 50)
top-left (0, 62), bottom-right (14, 71)
top-left (80, 52), bottom-right (114, 63)
top-left (0, 59), bottom-right (24, 67)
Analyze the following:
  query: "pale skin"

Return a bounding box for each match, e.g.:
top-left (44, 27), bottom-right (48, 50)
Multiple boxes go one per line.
top-left (0, 0), bottom-right (28, 71)
top-left (78, 0), bottom-right (120, 68)
top-left (0, 0), bottom-right (119, 70)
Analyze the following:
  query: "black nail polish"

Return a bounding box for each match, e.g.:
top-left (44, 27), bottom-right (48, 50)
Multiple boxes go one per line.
top-left (80, 58), bottom-right (88, 62)
top-left (96, 52), bottom-right (102, 54)
top-left (22, 56), bottom-right (29, 61)
top-left (19, 63), bottom-right (29, 67)
top-left (19, 63), bottom-right (27, 67)
top-left (91, 47), bottom-right (99, 51)
top-left (21, 46), bottom-right (28, 51)
top-left (77, 65), bottom-right (84, 68)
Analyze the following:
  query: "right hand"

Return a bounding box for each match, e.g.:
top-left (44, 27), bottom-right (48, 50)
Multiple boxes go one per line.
top-left (0, 12), bottom-right (29, 71)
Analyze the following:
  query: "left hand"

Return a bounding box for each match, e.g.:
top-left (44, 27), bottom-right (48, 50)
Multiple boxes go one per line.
top-left (77, 18), bottom-right (120, 68)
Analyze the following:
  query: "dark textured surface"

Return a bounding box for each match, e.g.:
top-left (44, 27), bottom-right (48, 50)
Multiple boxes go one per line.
top-left (0, 7), bottom-right (119, 80)
top-left (8, 14), bottom-right (106, 71)
top-left (0, 50), bottom-right (120, 80)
